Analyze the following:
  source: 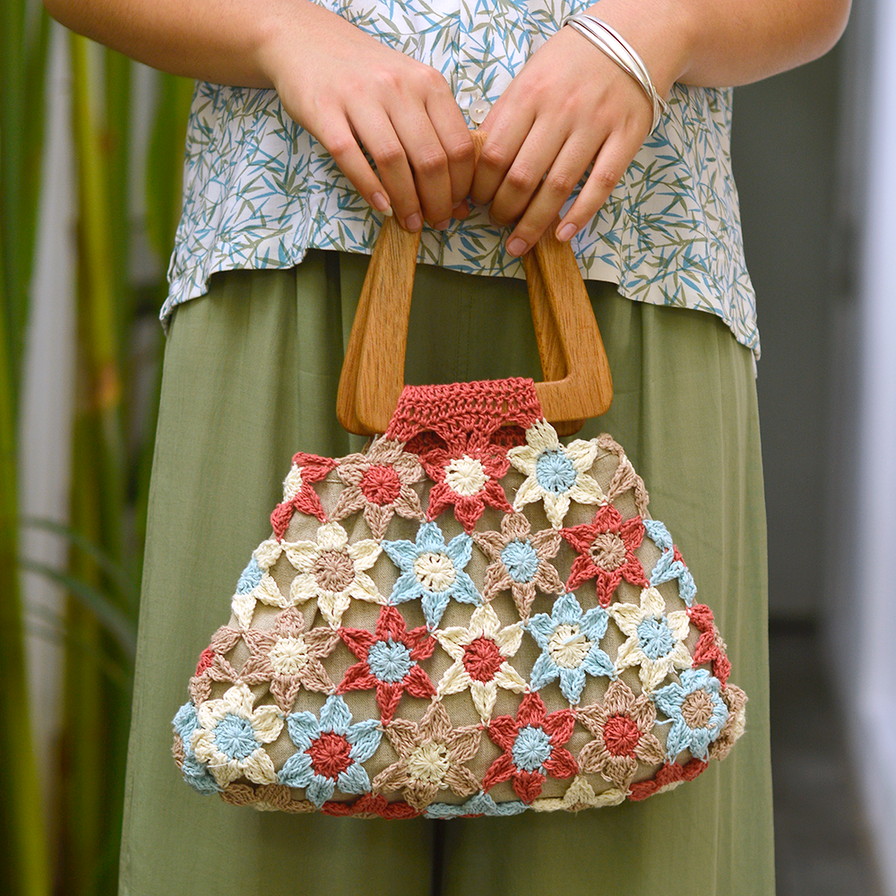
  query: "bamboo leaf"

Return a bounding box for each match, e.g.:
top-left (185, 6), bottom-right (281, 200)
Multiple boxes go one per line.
top-left (20, 558), bottom-right (137, 659)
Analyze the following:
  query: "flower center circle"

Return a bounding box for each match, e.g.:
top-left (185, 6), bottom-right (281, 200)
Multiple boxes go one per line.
top-left (307, 731), bottom-right (353, 780)
top-left (501, 539), bottom-right (539, 583)
top-left (681, 689), bottom-right (717, 730)
top-left (535, 449), bottom-right (577, 494)
top-left (367, 638), bottom-right (414, 683)
top-left (444, 455), bottom-right (488, 497)
top-left (547, 623), bottom-right (592, 669)
top-left (413, 551), bottom-right (457, 592)
top-left (359, 464), bottom-right (402, 505)
top-left (512, 725), bottom-right (553, 773)
top-left (603, 714), bottom-right (642, 757)
top-left (268, 636), bottom-right (309, 675)
top-left (637, 617), bottom-right (675, 660)
top-left (462, 636), bottom-right (505, 682)
top-left (589, 533), bottom-right (627, 570)
top-left (312, 549), bottom-right (356, 592)
top-left (214, 713), bottom-right (258, 761)
top-left (406, 742), bottom-right (450, 786)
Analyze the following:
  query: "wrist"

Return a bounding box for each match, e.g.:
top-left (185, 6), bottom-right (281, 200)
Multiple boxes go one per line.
top-left (579, 0), bottom-right (698, 97)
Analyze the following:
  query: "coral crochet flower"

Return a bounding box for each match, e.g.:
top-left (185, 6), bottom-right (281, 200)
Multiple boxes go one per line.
top-left (191, 682), bottom-right (284, 787)
top-left (373, 700), bottom-right (481, 810)
top-left (576, 679), bottom-right (666, 790)
top-left (653, 669), bottom-right (729, 762)
top-left (561, 503), bottom-right (648, 605)
top-left (527, 592), bottom-right (615, 704)
top-left (507, 419), bottom-right (605, 528)
top-left (610, 586), bottom-right (693, 693)
top-left (383, 521), bottom-right (481, 629)
top-left (278, 694), bottom-right (382, 807)
top-left (473, 512), bottom-right (564, 620)
top-left (238, 607), bottom-right (339, 712)
top-left (270, 452), bottom-right (336, 539)
top-left (283, 521), bottom-right (383, 627)
top-left (419, 430), bottom-right (514, 533)
top-left (330, 437), bottom-right (426, 539)
top-left (337, 605), bottom-right (437, 723)
top-left (435, 603), bottom-right (527, 723)
top-left (483, 692), bottom-right (577, 803)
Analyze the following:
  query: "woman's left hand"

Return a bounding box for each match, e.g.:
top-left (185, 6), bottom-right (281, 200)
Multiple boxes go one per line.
top-left (470, 22), bottom-right (662, 256)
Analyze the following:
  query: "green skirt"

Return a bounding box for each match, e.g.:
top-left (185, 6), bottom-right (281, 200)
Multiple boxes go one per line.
top-left (119, 251), bottom-right (775, 895)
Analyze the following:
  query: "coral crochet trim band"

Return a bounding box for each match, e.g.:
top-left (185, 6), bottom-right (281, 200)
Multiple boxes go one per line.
top-left (172, 379), bottom-right (747, 817)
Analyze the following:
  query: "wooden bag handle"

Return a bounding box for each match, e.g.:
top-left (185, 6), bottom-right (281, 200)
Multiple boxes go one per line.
top-left (337, 133), bottom-right (613, 436)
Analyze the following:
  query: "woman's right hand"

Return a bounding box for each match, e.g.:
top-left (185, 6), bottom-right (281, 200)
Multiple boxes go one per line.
top-left (259, 3), bottom-right (475, 231)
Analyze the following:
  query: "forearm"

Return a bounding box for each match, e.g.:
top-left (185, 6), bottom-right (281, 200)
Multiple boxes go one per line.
top-left (587, 0), bottom-right (852, 94)
top-left (41, 0), bottom-right (331, 88)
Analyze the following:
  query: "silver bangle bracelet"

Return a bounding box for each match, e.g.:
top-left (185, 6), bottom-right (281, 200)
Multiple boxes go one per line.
top-left (563, 14), bottom-right (670, 134)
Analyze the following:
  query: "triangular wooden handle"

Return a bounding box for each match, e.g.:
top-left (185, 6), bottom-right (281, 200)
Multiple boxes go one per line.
top-left (337, 134), bottom-right (613, 436)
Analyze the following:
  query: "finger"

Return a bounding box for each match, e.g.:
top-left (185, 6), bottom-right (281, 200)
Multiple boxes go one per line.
top-left (469, 104), bottom-right (536, 206)
top-left (488, 123), bottom-right (574, 228)
top-left (554, 131), bottom-right (643, 243)
top-left (502, 135), bottom-right (597, 255)
top-left (314, 115), bottom-right (395, 218)
top-left (424, 90), bottom-right (477, 210)
top-left (349, 110), bottom-right (424, 231)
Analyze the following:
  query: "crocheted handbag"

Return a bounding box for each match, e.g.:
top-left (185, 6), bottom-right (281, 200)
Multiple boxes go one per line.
top-left (171, 198), bottom-right (747, 819)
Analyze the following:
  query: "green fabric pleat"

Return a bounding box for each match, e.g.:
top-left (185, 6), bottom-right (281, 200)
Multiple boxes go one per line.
top-left (119, 251), bottom-right (774, 895)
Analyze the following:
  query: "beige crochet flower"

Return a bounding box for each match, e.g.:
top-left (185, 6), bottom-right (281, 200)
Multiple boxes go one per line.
top-left (508, 419), bottom-right (605, 528)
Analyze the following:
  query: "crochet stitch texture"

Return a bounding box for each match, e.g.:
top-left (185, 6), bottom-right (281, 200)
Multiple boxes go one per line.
top-left (173, 379), bottom-right (746, 817)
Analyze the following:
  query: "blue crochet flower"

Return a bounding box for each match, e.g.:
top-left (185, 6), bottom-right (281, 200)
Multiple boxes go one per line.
top-left (172, 702), bottom-right (220, 795)
top-left (653, 669), bottom-right (729, 761)
top-left (527, 592), bottom-right (615, 703)
top-left (643, 519), bottom-right (697, 606)
top-left (235, 556), bottom-right (263, 594)
top-left (382, 521), bottom-right (481, 628)
top-left (279, 695), bottom-right (382, 807)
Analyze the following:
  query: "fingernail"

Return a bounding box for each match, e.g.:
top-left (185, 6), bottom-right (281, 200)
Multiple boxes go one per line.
top-left (434, 219), bottom-right (451, 230)
top-left (506, 237), bottom-right (528, 257)
top-left (372, 192), bottom-right (392, 215)
top-left (557, 222), bottom-right (578, 242)
top-left (405, 213), bottom-right (423, 232)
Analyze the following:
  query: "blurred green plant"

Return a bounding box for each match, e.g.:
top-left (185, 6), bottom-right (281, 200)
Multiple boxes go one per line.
top-left (2, 4), bottom-right (192, 892)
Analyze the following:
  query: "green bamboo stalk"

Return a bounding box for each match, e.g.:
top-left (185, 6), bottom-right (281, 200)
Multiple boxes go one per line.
top-left (0, 2), bottom-right (54, 894)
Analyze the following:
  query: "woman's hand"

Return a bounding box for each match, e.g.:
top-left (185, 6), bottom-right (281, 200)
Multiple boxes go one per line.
top-left (261, 5), bottom-right (475, 231)
top-left (470, 22), bottom-right (664, 257)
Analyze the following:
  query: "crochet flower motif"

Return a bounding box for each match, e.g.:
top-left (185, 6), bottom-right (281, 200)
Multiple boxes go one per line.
top-left (527, 592), bottom-right (615, 704)
top-left (507, 419), bottom-right (605, 528)
top-left (688, 603), bottom-right (732, 685)
top-left (418, 431), bottom-right (513, 533)
top-left (190, 682), bottom-right (284, 787)
top-left (283, 521), bottom-right (383, 627)
top-left (172, 701), bottom-right (220, 794)
top-left (435, 603), bottom-right (527, 723)
top-left (610, 586), bottom-right (693, 692)
top-left (278, 694), bottom-right (382, 808)
top-left (424, 791), bottom-right (528, 819)
top-left (653, 669), bottom-right (729, 762)
top-left (373, 699), bottom-right (482, 810)
top-left (231, 550), bottom-right (292, 628)
top-left (483, 692), bottom-right (577, 804)
top-left (644, 519), bottom-right (697, 606)
top-left (270, 452), bottom-right (336, 540)
top-left (473, 512), bottom-right (564, 620)
top-left (576, 679), bottom-right (666, 790)
top-left (382, 521), bottom-right (481, 629)
top-left (189, 625), bottom-right (242, 704)
top-left (238, 607), bottom-right (339, 712)
top-left (561, 504), bottom-right (648, 605)
top-left (337, 605), bottom-right (436, 723)
top-left (330, 438), bottom-right (425, 539)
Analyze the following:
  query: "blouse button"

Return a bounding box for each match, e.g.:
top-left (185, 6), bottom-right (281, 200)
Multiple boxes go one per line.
top-left (470, 98), bottom-right (490, 125)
